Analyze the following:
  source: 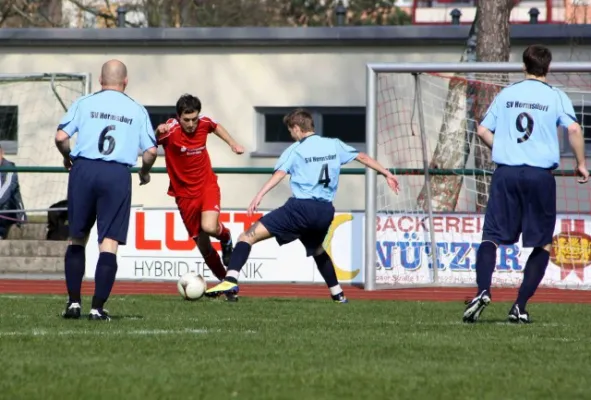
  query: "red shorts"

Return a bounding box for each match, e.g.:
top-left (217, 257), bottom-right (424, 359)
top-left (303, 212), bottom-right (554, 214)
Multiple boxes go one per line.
top-left (175, 183), bottom-right (221, 238)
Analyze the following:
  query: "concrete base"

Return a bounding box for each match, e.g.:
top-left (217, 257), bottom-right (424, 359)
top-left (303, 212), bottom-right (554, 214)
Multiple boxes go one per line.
top-left (0, 240), bottom-right (67, 274)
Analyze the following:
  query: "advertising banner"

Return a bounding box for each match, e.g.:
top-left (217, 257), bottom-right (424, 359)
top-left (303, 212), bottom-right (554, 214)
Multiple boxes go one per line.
top-left (85, 209), bottom-right (591, 289)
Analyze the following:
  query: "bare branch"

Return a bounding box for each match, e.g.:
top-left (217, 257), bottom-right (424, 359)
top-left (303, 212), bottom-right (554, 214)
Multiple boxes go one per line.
top-left (9, 3), bottom-right (39, 26)
top-left (67, 0), bottom-right (143, 27)
top-left (0, 0), bottom-right (16, 26)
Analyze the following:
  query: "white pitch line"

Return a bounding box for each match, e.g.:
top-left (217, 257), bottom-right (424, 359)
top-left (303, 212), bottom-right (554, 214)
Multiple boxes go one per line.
top-left (0, 295), bottom-right (64, 300)
top-left (0, 328), bottom-right (257, 337)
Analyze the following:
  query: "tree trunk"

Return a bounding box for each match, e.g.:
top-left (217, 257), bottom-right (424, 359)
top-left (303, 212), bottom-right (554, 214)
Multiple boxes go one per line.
top-left (473, 0), bottom-right (514, 212)
top-left (416, 12), bottom-right (479, 212)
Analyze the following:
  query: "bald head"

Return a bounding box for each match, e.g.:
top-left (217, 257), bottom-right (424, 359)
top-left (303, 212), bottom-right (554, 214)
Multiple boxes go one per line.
top-left (100, 59), bottom-right (128, 89)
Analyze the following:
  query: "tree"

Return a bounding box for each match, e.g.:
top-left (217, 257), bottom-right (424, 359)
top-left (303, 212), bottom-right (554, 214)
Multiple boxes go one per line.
top-left (0, 0), bottom-right (410, 28)
top-left (0, 0), bottom-right (63, 27)
top-left (416, 12), bottom-right (480, 212)
top-left (473, 0), bottom-right (515, 212)
top-left (416, 0), bottom-right (514, 213)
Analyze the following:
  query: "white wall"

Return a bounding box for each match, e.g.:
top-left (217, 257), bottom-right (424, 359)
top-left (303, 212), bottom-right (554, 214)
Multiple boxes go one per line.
top-left (0, 44), bottom-right (589, 213)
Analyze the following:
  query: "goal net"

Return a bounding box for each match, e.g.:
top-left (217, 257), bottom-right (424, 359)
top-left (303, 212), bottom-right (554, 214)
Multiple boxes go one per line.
top-left (365, 62), bottom-right (591, 290)
top-left (0, 73), bottom-right (90, 214)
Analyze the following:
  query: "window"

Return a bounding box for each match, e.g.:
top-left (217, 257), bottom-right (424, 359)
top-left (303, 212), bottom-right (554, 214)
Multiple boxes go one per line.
top-left (254, 107), bottom-right (366, 157)
top-left (146, 106), bottom-right (176, 131)
top-left (0, 106), bottom-right (17, 154)
top-left (145, 106), bottom-right (177, 155)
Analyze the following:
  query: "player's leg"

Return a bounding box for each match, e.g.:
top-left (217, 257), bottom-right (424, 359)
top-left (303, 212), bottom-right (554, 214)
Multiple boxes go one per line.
top-left (62, 160), bottom-right (97, 319)
top-left (463, 166), bottom-right (522, 323)
top-left (200, 211), bottom-right (232, 270)
top-left (175, 196), bottom-right (227, 282)
top-left (199, 183), bottom-right (233, 266)
top-left (509, 168), bottom-right (557, 324)
top-left (204, 220), bottom-right (273, 299)
top-left (195, 230), bottom-right (226, 281)
top-left (299, 202), bottom-right (348, 303)
top-left (205, 200), bottom-right (304, 299)
top-left (90, 163), bottom-right (132, 321)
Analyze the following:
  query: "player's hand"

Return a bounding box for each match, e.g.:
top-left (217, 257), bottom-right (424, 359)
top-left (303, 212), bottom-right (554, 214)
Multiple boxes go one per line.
top-left (156, 123), bottom-right (169, 136)
top-left (63, 157), bottom-right (73, 171)
top-left (385, 173), bottom-right (400, 194)
top-left (231, 144), bottom-right (245, 155)
top-left (247, 195), bottom-right (262, 216)
top-left (576, 164), bottom-right (589, 184)
top-left (138, 171), bottom-right (151, 186)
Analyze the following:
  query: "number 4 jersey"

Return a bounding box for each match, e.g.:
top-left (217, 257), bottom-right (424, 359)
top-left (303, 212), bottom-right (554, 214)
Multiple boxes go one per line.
top-left (274, 134), bottom-right (359, 202)
top-left (58, 90), bottom-right (157, 167)
top-left (480, 79), bottom-right (578, 170)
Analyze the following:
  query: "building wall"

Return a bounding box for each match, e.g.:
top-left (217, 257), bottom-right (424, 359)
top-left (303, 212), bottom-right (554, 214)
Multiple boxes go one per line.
top-left (0, 43), bottom-right (589, 212)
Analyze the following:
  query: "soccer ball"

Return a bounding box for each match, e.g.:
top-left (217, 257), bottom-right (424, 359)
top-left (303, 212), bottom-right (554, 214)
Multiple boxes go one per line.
top-left (177, 272), bottom-right (207, 301)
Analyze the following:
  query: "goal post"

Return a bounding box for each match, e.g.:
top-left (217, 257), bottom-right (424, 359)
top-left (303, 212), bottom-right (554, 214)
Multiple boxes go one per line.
top-left (365, 62), bottom-right (591, 291)
top-left (0, 73), bottom-right (91, 213)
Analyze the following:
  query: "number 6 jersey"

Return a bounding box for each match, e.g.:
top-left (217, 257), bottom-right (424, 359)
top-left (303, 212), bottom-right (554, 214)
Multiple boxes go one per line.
top-left (57, 89), bottom-right (156, 167)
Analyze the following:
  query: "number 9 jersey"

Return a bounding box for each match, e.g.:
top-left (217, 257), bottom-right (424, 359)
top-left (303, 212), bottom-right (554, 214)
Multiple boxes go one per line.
top-left (274, 134), bottom-right (359, 202)
top-left (57, 90), bottom-right (156, 167)
top-left (479, 79), bottom-right (578, 170)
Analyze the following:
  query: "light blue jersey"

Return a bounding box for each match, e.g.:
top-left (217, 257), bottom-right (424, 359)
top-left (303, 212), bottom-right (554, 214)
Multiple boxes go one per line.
top-left (480, 79), bottom-right (577, 169)
top-left (58, 90), bottom-right (156, 167)
top-left (274, 134), bottom-right (359, 202)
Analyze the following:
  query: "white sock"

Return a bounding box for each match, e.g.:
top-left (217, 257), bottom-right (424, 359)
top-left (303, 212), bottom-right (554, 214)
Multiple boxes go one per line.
top-left (329, 285), bottom-right (342, 296)
top-left (226, 270), bottom-right (239, 280)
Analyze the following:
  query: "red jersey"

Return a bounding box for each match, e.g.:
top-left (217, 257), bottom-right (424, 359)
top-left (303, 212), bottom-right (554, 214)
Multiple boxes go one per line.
top-left (157, 115), bottom-right (218, 198)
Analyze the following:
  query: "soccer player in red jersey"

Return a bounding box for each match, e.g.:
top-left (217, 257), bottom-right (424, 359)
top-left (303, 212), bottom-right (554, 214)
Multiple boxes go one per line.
top-left (155, 94), bottom-right (244, 282)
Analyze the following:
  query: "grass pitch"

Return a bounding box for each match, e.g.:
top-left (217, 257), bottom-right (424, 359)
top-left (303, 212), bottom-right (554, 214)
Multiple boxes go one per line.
top-left (0, 294), bottom-right (589, 400)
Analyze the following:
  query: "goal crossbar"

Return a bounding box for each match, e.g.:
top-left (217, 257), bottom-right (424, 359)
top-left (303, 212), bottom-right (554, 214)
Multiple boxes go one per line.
top-left (364, 62), bottom-right (591, 291)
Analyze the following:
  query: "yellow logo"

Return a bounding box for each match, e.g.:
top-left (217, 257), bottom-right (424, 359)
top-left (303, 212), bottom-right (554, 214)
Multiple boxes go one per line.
top-left (551, 231), bottom-right (591, 281)
top-left (323, 214), bottom-right (361, 281)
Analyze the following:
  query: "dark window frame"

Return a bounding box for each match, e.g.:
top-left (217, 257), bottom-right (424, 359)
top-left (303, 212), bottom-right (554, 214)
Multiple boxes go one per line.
top-left (0, 105), bottom-right (18, 155)
top-left (253, 106), bottom-right (366, 157)
top-left (145, 106), bottom-right (177, 155)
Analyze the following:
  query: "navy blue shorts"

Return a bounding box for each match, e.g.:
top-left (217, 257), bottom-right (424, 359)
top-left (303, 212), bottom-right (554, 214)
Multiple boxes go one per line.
top-left (259, 197), bottom-right (335, 257)
top-left (67, 158), bottom-right (132, 245)
top-left (482, 165), bottom-right (556, 248)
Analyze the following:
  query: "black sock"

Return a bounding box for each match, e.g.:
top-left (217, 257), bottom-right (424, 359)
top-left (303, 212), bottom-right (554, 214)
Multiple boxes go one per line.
top-left (313, 251), bottom-right (339, 289)
top-left (92, 252), bottom-right (118, 310)
top-left (476, 241), bottom-right (497, 295)
top-left (516, 247), bottom-right (550, 310)
top-left (225, 242), bottom-right (251, 284)
top-left (64, 245), bottom-right (86, 303)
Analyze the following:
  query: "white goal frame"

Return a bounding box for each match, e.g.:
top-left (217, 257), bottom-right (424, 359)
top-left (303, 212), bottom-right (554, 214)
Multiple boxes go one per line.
top-left (0, 73), bottom-right (91, 154)
top-left (364, 62), bottom-right (591, 291)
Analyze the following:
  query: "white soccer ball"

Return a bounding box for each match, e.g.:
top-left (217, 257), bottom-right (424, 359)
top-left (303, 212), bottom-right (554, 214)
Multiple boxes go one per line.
top-left (177, 272), bottom-right (207, 301)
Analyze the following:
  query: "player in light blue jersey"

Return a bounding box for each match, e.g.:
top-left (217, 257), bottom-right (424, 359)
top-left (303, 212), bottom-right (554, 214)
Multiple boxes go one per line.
top-left (55, 60), bottom-right (158, 321)
top-left (463, 45), bottom-right (589, 324)
top-left (206, 108), bottom-right (399, 302)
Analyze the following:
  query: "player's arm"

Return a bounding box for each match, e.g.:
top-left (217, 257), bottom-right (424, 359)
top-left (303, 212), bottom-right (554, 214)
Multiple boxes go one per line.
top-left (247, 145), bottom-right (294, 215)
top-left (354, 152), bottom-right (399, 193)
top-left (336, 139), bottom-right (399, 193)
top-left (567, 122), bottom-right (586, 167)
top-left (476, 97), bottom-right (499, 149)
top-left (213, 124), bottom-right (244, 154)
top-left (155, 118), bottom-right (175, 146)
top-left (557, 91), bottom-right (589, 182)
top-left (55, 100), bottom-right (81, 169)
top-left (138, 108), bottom-right (158, 185)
